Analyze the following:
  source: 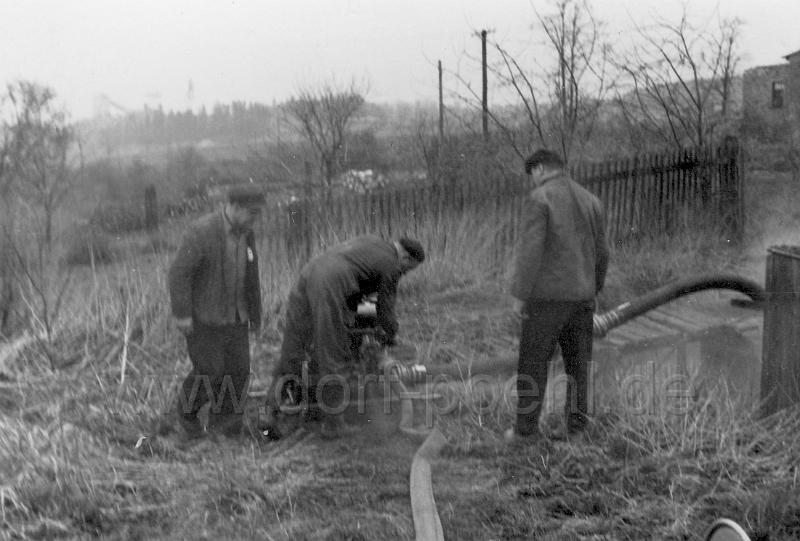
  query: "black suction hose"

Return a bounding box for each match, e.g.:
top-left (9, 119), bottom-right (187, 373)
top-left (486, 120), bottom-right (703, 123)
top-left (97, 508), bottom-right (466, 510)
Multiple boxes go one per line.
top-left (400, 273), bottom-right (765, 382)
top-left (592, 273), bottom-right (764, 337)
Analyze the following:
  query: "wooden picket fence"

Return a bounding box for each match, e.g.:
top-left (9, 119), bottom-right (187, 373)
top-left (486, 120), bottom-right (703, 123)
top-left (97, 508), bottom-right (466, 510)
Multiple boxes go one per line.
top-left (254, 139), bottom-right (743, 268)
top-left (573, 142), bottom-right (743, 242)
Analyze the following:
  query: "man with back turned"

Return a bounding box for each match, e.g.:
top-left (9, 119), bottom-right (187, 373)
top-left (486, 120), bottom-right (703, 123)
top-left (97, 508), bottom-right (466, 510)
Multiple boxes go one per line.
top-left (506, 149), bottom-right (609, 443)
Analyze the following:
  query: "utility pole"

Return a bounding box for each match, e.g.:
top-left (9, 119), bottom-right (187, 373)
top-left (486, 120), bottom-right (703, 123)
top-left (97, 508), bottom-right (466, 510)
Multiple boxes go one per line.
top-left (438, 60), bottom-right (444, 141)
top-left (481, 29), bottom-right (489, 141)
top-left (272, 98), bottom-right (281, 146)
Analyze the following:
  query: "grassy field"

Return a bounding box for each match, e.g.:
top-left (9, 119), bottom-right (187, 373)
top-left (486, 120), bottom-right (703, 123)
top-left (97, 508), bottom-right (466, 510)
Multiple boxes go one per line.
top-left (1, 171), bottom-right (800, 540)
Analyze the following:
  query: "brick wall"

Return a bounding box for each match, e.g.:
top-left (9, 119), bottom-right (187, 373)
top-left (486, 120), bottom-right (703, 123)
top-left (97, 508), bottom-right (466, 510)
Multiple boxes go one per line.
top-left (742, 64), bottom-right (791, 125)
top-left (788, 54), bottom-right (800, 136)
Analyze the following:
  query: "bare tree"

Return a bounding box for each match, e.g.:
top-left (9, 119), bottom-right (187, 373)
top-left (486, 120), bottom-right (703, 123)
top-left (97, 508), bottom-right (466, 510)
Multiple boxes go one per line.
top-left (285, 79), bottom-right (366, 189)
top-left (613, 9), bottom-right (741, 151)
top-left (538, 0), bottom-right (609, 161)
top-left (0, 81), bottom-right (79, 349)
top-left (453, 0), bottom-right (609, 163)
top-left (5, 81), bottom-right (82, 247)
top-left (0, 100), bottom-right (16, 336)
top-left (713, 17), bottom-right (740, 119)
top-left (412, 112), bottom-right (442, 182)
top-left (0, 114), bottom-right (11, 198)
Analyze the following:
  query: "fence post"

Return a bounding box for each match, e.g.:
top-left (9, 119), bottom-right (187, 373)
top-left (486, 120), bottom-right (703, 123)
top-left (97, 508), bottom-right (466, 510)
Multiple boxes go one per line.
top-left (719, 135), bottom-right (742, 241)
top-left (644, 153), bottom-right (654, 234)
top-left (303, 162), bottom-right (314, 261)
top-left (700, 145), bottom-right (712, 209)
top-left (144, 184), bottom-right (158, 231)
top-left (761, 246), bottom-right (800, 416)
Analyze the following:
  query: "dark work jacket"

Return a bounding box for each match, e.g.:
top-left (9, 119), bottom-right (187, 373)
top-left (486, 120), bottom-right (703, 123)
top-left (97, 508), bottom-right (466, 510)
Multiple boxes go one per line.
top-left (511, 173), bottom-right (609, 302)
top-left (168, 210), bottom-right (262, 328)
top-left (319, 235), bottom-right (403, 338)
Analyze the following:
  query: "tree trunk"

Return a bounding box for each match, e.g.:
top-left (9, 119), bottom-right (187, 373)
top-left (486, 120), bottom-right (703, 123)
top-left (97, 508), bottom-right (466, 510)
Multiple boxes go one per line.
top-left (45, 209), bottom-right (53, 247)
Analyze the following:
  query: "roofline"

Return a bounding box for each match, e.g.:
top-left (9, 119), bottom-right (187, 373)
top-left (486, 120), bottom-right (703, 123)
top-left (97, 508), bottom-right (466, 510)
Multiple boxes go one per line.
top-left (784, 48), bottom-right (800, 60)
top-left (743, 64), bottom-right (788, 74)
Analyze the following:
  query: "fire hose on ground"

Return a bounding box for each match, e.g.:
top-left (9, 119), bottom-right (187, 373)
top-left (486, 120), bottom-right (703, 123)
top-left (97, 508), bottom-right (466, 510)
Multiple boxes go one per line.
top-left (399, 273), bottom-right (765, 541)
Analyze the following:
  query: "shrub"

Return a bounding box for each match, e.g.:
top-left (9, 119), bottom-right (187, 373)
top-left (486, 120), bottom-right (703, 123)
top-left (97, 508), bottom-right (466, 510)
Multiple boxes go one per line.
top-left (609, 220), bottom-right (742, 300)
top-left (89, 202), bottom-right (145, 234)
top-left (64, 225), bottom-right (115, 266)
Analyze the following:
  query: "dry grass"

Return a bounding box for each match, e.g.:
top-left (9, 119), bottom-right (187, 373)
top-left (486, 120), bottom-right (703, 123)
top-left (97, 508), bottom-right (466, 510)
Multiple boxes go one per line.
top-left (429, 371), bottom-right (800, 540)
top-left (1, 172), bottom-right (799, 539)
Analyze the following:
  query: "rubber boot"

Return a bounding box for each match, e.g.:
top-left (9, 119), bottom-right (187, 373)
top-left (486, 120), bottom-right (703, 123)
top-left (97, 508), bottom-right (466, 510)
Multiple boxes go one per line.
top-left (208, 412), bottom-right (244, 439)
top-left (320, 413), bottom-right (361, 440)
top-left (177, 416), bottom-right (204, 440)
top-left (318, 378), bottom-right (359, 439)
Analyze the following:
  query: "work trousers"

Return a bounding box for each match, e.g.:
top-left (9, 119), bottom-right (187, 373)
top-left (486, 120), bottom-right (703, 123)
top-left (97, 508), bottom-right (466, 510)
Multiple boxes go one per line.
top-left (177, 322), bottom-right (250, 435)
top-left (516, 299), bottom-right (594, 436)
top-left (270, 258), bottom-right (358, 413)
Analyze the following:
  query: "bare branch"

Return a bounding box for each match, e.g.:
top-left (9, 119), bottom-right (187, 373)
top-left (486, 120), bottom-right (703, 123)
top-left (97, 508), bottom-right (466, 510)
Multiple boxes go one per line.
top-left (286, 78), bottom-right (367, 189)
top-left (451, 0), bottom-right (609, 163)
top-left (612, 5), bottom-right (740, 149)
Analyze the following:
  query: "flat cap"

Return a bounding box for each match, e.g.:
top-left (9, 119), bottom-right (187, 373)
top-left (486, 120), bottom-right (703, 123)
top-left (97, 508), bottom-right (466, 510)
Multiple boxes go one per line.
top-left (524, 149), bottom-right (564, 174)
top-left (398, 236), bottom-right (425, 263)
top-left (227, 184), bottom-right (266, 207)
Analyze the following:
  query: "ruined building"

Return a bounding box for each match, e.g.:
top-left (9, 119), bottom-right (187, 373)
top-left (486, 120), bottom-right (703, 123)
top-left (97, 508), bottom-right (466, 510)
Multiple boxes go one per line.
top-left (743, 48), bottom-right (800, 131)
top-left (742, 48), bottom-right (800, 176)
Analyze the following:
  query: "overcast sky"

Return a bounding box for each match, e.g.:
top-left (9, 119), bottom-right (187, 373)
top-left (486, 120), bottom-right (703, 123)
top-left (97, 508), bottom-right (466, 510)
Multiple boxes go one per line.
top-left (1, 0), bottom-right (798, 120)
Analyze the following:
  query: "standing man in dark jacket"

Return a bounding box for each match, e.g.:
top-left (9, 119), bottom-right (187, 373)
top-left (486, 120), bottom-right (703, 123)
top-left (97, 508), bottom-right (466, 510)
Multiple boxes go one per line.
top-left (506, 149), bottom-right (609, 442)
top-left (267, 234), bottom-right (425, 439)
top-left (169, 184), bottom-right (266, 439)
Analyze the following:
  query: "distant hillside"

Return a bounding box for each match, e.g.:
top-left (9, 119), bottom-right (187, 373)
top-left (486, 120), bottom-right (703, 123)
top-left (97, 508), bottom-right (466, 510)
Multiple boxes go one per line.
top-left (76, 73), bottom-right (744, 167)
top-left (77, 100), bottom-right (440, 164)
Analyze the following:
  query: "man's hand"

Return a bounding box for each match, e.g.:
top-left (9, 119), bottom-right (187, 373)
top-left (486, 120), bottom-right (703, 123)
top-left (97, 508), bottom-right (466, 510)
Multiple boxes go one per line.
top-left (377, 330), bottom-right (396, 347)
top-left (512, 298), bottom-right (526, 317)
top-left (175, 317), bottom-right (194, 336)
top-left (386, 339), bottom-right (417, 362)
